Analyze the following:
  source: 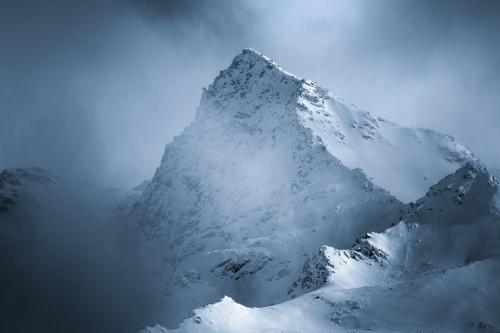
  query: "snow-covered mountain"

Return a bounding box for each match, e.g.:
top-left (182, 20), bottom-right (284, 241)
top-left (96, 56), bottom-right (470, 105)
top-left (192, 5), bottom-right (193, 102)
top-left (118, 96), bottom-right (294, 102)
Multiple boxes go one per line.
top-left (1, 49), bottom-right (497, 332)
top-left (197, 49), bottom-right (475, 203)
top-left (290, 163), bottom-right (499, 297)
top-left (134, 49), bottom-right (487, 330)
top-left (143, 163), bottom-right (500, 333)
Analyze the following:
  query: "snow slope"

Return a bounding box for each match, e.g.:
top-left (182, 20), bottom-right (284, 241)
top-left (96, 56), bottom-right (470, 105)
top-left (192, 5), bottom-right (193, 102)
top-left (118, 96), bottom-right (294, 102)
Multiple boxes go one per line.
top-left (143, 164), bottom-right (500, 333)
top-left (143, 259), bottom-right (500, 333)
top-left (134, 49), bottom-right (479, 328)
top-left (291, 163), bottom-right (499, 295)
top-left (300, 91), bottom-right (477, 202)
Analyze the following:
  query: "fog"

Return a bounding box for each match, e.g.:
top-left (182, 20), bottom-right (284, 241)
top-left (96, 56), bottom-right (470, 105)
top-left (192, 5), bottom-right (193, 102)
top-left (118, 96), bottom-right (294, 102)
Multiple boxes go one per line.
top-left (1, 0), bottom-right (499, 189)
top-left (1, 1), bottom-right (499, 332)
top-left (0, 174), bottom-right (166, 332)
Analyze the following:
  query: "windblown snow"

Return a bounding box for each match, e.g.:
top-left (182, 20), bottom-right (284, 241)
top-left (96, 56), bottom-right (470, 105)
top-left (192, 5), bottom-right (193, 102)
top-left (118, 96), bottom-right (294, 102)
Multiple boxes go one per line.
top-left (134, 49), bottom-right (499, 332)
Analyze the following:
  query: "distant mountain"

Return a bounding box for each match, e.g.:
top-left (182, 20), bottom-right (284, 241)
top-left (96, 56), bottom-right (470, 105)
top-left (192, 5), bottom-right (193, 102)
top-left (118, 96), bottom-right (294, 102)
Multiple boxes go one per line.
top-left (0, 167), bottom-right (55, 212)
top-left (134, 49), bottom-right (484, 329)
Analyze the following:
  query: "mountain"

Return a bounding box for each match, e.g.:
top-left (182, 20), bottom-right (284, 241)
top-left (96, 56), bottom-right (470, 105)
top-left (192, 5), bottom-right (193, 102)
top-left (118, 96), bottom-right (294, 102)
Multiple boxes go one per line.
top-left (134, 49), bottom-right (481, 328)
top-left (290, 163), bottom-right (499, 298)
top-left (1, 49), bottom-right (496, 332)
top-left (0, 167), bottom-right (55, 212)
top-left (142, 164), bottom-right (500, 333)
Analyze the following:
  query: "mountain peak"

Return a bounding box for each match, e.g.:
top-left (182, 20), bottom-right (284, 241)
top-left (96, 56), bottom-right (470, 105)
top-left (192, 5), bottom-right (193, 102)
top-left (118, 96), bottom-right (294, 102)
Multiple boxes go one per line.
top-left (203, 49), bottom-right (299, 96)
top-left (197, 49), bottom-right (303, 121)
top-left (191, 49), bottom-right (477, 202)
top-left (227, 48), bottom-right (302, 82)
top-left (230, 48), bottom-right (280, 71)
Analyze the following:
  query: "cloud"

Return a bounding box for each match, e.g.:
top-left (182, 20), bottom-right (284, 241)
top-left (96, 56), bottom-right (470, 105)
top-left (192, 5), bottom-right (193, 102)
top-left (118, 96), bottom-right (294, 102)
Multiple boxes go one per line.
top-left (1, 0), bottom-right (499, 187)
top-left (0, 0), bottom-right (244, 188)
top-left (235, 0), bottom-right (500, 169)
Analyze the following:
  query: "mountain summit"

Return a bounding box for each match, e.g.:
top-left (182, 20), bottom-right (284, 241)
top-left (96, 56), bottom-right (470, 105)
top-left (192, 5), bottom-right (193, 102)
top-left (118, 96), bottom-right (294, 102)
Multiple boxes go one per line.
top-left (198, 49), bottom-right (475, 201)
top-left (135, 49), bottom-right (482, 327)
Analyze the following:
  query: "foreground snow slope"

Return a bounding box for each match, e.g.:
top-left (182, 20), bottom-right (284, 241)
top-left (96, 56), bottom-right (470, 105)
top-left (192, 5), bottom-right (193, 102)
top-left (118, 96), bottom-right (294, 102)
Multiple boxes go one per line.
top-left (143, 164), bottom-right (500, 333)
top-left (144, 260), bottom-right (500, 333)
top-left (134, 49), bottom-right (478, 327)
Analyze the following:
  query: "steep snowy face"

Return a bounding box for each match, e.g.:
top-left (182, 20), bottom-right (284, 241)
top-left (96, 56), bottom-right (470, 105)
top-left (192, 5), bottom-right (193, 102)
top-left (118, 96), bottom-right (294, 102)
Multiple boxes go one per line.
top-left (135, 49), bottom-right (406, 326)
top-left (290, 163), bottom-right (499, 297)
top-left (144, 166), bottom-right (500, 333)
top-left (405, 163), bottom-right (498, 226)
top-left (295, 79), bottom-right (476, 203)
top-left (193, 49), bottom-right (477, 203)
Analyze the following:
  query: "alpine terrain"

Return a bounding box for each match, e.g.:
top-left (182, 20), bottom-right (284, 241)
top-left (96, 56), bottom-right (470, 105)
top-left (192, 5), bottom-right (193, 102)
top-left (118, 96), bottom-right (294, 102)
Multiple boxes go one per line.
top-left (135, 49), bottom-right (500, 332)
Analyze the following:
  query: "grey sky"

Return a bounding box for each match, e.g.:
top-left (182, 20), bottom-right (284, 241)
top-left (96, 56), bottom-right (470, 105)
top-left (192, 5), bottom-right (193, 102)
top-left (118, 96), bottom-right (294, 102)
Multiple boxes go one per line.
top-left (1, 0), bottom-right (499, 188)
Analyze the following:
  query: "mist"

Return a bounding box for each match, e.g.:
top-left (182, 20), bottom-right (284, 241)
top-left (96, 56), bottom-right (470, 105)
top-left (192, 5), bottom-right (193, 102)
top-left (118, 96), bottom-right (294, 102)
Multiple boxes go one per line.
top-left (1, 0), bottom-right (499, 189)
top-left (1, 1), bottom-right (500, 332)
top-left (0, 174), bottom-right (165, 332)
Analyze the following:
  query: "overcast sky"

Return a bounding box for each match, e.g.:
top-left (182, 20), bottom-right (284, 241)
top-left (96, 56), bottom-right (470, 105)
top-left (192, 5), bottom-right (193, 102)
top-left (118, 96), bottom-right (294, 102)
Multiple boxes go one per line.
top-left (1, 0), bottom-right (499, 188)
